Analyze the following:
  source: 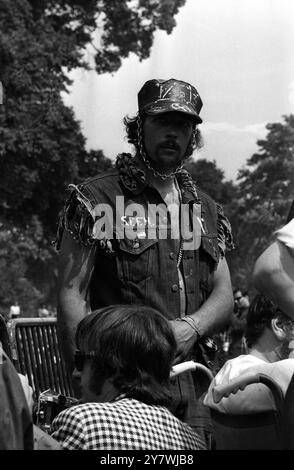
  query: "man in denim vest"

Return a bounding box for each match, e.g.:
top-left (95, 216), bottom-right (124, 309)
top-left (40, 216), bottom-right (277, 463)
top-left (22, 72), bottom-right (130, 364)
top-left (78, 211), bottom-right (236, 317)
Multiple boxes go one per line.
top-left (56, 78), bottom-right (234, 447)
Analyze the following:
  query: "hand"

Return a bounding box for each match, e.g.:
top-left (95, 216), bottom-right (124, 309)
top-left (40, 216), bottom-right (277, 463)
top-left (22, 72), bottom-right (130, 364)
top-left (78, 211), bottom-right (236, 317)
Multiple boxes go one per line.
top-left (170, 319), bottom-right (199, 364)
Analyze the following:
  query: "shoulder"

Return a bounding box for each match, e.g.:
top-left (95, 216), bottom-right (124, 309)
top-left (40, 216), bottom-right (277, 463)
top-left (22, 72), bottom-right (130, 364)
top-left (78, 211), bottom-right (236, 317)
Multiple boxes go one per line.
top-left (197, 187), bottom-right (217, 207)
top-left (53, 400), bottom-right (136, 425)
top-left (78, 169), bottom-right (121, 198)
top-left (276, 219), bottom-right (294, 254)
top-left (277, 358), bottom-right (294, 377)
top-left (261, 359), bottom-right (294, 394)
top-left (81, 168), bottom-right (119, 186)
top-left (54, 402), bottom-right (109, 422)
top-left (50, 403), bottom-right (104, 439)
top-left (204, 356), bottom-right (277, 414)
top-left (55, 168), bottom-right (121, 249)
top-left (214, 355), bottom-right (264, 383)
top-left (195, 189), bottom-right (234, 257)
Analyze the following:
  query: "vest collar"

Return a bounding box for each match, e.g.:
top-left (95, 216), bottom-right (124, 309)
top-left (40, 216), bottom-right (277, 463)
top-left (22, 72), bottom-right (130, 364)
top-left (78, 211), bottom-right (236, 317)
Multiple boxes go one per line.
top-left (116, 153), bottom-right (200, 203)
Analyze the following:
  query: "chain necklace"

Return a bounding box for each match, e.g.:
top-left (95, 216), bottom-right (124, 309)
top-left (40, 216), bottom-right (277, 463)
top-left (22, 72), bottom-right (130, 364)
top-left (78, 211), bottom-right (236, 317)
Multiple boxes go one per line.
top-left (174, 178), bottom-right (184, 269)
top-left (137, 115), bottom-right (184, 180)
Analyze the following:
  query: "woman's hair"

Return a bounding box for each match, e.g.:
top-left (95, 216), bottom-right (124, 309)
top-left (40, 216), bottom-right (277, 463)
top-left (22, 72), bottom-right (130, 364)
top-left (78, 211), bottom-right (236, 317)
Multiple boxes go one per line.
top-left (123, 112), bottom-right (203, 158)
top-left (245, 294), bottom-right (293, 348)
top-left (75, 304), bottom-right (177, 406)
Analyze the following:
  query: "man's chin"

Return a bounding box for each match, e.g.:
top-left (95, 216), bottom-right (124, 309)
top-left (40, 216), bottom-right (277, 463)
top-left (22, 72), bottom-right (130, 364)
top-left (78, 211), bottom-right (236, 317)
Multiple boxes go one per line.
top-left (158, 148), bottom-right (179, 159)
top-left (153, 152), bottom-right (182, 172)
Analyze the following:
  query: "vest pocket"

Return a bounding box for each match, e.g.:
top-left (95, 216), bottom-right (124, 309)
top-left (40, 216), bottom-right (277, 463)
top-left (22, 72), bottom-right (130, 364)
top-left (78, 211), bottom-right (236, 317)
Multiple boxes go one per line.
top-left (116, 237), bottom-right (158, 284)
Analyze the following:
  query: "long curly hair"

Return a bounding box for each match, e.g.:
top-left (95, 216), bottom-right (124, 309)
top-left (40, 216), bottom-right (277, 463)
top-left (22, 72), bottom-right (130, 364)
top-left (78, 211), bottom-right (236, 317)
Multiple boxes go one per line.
top-left (123, 112), bottom-right (203, 159)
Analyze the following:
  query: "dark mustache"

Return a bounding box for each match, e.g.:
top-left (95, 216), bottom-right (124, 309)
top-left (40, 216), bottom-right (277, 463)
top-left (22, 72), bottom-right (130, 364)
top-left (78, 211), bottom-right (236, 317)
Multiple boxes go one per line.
top-left (159, 141), bottom-right (180, 151)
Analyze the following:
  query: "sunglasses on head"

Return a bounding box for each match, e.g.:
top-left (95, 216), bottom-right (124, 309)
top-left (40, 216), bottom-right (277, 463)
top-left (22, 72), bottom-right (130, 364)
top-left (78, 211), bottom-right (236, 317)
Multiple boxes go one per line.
top-left (74, 350), bottom-right (96, 372)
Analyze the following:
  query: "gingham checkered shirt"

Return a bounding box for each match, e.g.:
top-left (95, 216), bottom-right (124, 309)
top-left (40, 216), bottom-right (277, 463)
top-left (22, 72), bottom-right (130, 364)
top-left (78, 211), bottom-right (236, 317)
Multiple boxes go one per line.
top-left (50, 397), bottom-right (206, 450)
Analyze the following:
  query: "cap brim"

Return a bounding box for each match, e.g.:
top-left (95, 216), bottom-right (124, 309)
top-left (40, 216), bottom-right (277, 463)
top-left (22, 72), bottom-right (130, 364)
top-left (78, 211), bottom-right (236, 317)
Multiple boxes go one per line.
top-left (143, 102), bottom-right (202, 124)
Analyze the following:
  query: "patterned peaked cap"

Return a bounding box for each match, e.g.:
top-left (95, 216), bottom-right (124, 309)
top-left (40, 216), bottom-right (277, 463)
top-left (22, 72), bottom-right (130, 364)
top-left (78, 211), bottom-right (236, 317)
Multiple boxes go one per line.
top-left (138, 78), bottom-right (203, 123)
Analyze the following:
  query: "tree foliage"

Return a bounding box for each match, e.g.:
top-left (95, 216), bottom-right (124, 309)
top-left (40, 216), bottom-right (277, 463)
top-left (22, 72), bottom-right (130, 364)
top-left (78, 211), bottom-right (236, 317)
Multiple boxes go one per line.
top-left (228, 115), bottom-right (294, 290)
top-left (0, 0), bottom-right (187, 314)
top-left (1, 0), bottom-right (292, 316)
top-left (0, 0), bottom-right (187, 232)
top-left (186, 116), bottom-right (294, 293)
top-left (1, 0), bottom-right (187, 78)
top-left (0, 218), bottom-right (44, 318)
top-left (184, 158), bottom-right (236, 206)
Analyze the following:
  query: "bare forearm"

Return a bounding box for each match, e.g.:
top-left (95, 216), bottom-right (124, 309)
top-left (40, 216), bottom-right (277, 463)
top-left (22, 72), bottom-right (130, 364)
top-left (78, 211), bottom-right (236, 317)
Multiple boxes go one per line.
top-left (57, 232), bottom-right (96, 371)
top-left (253, 242), bottom-right (294, 319)
top-left (254, 267), bottom-right (294, 319)
top-left (57, 292), bottom-right (89, 371)
top-left (170, 258), bottom-right (233, 361)
top-left (253, 243), bottom-right (278, 296)
top-left (189, 259), bottom-right (233, 336)
top-left (190, 283), bottom-right (233, 336)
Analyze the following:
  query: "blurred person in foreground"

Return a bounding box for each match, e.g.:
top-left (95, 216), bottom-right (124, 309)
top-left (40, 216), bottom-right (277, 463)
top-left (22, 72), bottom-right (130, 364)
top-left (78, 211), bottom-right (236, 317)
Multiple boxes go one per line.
top-left (50, 305), bottom-right (206, 450)
top-left (0, 313), bottom-right (34, 415)
top-left (253, 218), bottom-right (294, 320)
top-left (0, 345), bottom-right (33, 450)
top-left (204, 294), bottom-right (294, 414)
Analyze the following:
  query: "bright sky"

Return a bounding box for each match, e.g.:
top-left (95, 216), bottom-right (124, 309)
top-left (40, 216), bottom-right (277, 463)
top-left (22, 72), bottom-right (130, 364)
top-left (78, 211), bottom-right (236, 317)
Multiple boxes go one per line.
top-left (63, 0), bottom-right (294, 181)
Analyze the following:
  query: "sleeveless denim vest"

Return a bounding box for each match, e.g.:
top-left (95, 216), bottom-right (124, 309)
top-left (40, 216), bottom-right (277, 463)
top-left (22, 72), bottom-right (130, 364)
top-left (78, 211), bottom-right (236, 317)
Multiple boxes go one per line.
top-left (56, 154), bottom-right (233, 320)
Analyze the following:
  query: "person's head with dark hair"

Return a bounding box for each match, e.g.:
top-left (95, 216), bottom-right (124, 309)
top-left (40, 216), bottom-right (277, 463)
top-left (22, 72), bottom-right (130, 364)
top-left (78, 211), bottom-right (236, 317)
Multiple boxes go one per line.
top-left (74, 304), bottom-right (177, 406)
top-left (233, 288), bottom-right (242, 308)
top-left (233, 288), bottom-right (249, 314)
top-left (124, 113), bottom-right (203, 158)
top-left (245, 294), bottom-right (294, 360)
top-left (123, 78), bottom-right (204, 179)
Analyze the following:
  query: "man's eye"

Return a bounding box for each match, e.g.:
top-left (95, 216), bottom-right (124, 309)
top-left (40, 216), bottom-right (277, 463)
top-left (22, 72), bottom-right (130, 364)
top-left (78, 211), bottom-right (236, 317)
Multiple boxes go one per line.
top-left (155, 116), bottom-right (166, 124)
top-left (181, 121), bottom-right (191, 128)
top-left (153, 115), bottom-right (192, 129)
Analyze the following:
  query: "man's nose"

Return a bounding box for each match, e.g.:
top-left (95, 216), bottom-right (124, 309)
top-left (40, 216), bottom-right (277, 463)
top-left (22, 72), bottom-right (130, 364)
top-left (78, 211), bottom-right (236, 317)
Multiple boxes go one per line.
top-left (165, 126), bottom-right (178, 138)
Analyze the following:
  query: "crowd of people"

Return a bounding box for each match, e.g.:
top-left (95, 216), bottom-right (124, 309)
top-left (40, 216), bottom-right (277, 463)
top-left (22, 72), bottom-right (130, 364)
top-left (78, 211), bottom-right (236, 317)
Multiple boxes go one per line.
top-left (5, 302), bottom-right (57, 321)
top-left (1, 77), bottom-right (293, 451)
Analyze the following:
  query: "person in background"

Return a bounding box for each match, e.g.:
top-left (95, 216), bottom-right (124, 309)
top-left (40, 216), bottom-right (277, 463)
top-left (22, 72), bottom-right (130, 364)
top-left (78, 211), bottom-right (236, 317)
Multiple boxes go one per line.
top-left (227, 288), bottom-right (249, 358)
top-left (38, 304), bottom-right (50, 318)
top-left (50, 305), bottom-right (206, 450)
top-left (204, 294), bottom-right (294, 414)
top-left (48, 305), bottom-right (57, 317)
top-left (9, 300), bottom-right (20, 319)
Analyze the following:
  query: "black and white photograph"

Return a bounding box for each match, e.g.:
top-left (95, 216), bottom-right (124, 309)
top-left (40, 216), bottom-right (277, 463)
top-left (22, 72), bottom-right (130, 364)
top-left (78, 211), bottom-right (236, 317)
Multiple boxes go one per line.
top-left (0, 0), bottom-right (294, 454)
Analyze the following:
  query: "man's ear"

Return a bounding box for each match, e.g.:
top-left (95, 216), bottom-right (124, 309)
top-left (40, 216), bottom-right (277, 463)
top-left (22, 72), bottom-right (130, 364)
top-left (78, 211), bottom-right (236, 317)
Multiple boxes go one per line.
top-left (271, 317), bottom-right (287, 342)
